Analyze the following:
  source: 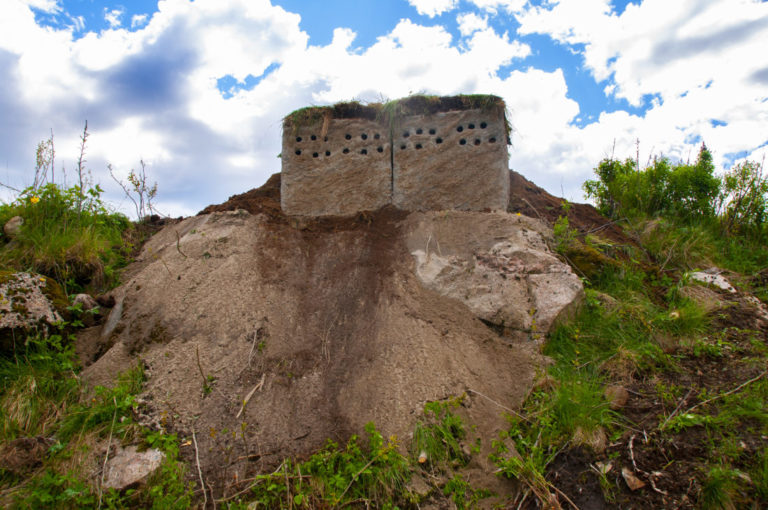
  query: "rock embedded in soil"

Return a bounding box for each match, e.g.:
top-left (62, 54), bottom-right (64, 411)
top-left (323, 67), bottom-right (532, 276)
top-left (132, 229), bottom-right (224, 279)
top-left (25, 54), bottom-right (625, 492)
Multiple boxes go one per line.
top-left (0, 271), bottom-right (67, 352)
top-left (102, 445), bottom-right (165, 490)
top-left (405, 210), bottom-right (584, 341)
top-left (72, 293), bottom-right (100, 327)
top-left (3, 215), bottom-right (23, 238)
top-left (604, 384), bottom-right (630, 409)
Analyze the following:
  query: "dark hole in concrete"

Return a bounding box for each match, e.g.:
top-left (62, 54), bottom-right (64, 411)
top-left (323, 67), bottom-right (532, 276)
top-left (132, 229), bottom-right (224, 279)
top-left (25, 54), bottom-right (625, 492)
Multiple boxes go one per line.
top-left (296, 136), bottom-right (302, 142)
top-left (474, 139), bottom-right (481, 145)
top-left (343, 148), bottom-right (350, 154)
top-left (361, 133), bottom-right (368, 140)
top-left (361, 149), bottom-right (368, 155)
top-left (400, 144), bottom-right (407, 150)
top-left (324, 136), bottom-right (328, 142)
top-left (429, 128), bottom-right (436, 135)
top-left (325, 150), bottom-right (331, 156)
top-left (311, 135), bottom-right (317, 141)
top-left (480, 122), bottom-right (487, 129)
top-left (312, 152), bottom-right (319, 157)
top-left (459, 139), bottom-right (466, 145)
top-left (489, 137), bottom-right (497, 143)
top-left (416, 128), bottom-right (423, 134)
top-left (468, 123), bottom-right (475, 129)
top-left (415, 143), bottom-right (423, 149)
top-left (403, 131), bottom-right (410, 138)
top-left (377, 146), bottom-right (384, 153)
top-left (345, 134), bottom-right (351, 140)
top-left (457, 126), bottom-right (464, 132)
top-left (374, 133), bottom-right (381, 139)
top-left (436, 138), bottom-right (443, 144)
top-left (295, 149), bottom-right (301, 155)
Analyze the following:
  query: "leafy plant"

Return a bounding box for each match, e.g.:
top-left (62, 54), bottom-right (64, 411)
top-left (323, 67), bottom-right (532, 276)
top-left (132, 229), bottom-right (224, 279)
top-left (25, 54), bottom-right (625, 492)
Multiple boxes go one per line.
top-left (411, 398), bottom-right (468, 470)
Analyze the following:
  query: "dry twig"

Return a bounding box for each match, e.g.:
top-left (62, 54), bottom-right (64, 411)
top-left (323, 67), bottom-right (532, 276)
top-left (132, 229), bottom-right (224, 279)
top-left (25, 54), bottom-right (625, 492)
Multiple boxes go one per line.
top-left (192, 429), bottom-right (207, 509)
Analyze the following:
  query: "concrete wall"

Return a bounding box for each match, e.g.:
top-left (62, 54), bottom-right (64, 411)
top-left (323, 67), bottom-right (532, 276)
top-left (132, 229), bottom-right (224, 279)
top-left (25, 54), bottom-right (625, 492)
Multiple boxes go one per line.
top-left (281, 102), bottom-right (509, 216)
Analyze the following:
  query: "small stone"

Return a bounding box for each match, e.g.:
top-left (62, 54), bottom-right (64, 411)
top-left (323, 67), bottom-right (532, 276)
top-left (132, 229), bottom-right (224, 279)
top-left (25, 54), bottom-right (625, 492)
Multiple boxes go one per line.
top-left (604, 384), bottom-right (630, 409)
top-left (622, 467), bottom-right (646, 491)
top-left (103, 445), bottom-right (165, 490)
top-left (3, 216), bottom-right (23, 238)
top-left (689, 270), bottom-right (737, 293)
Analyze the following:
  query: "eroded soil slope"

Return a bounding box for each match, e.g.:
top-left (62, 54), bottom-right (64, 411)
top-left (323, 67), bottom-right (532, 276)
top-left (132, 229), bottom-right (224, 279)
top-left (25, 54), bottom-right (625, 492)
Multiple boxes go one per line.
top-left (83, 201), bottom-right (557, 498)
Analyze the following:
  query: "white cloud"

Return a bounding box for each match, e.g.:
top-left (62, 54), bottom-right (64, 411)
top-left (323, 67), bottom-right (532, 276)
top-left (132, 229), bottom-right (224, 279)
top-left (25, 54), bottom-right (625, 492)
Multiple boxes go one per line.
top-left (18, 0), bottom-right (60, 13)
top-left (468, 0), bottom-right (526, 14)
top-left (104, 8), bottom-right (124, 29)
top-left (457, 12), bottom-right (488, 36)
top-left (407, 0), bottom-right (458, 18)
top-left (1, 0), bottom-right (766, 217)
top-left (131, 14), bottom-right (148, 29)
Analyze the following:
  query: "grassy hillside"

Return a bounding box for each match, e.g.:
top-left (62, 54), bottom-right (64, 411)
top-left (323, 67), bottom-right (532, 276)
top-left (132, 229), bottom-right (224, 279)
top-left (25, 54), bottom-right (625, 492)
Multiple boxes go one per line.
top-left (1, 140), bottom-right (766, 508)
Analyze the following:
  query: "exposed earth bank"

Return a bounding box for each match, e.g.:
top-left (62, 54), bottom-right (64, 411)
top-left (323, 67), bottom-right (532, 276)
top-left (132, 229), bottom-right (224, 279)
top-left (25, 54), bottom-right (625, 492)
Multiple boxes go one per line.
top-left (79, 172), bottom-right (587, 500)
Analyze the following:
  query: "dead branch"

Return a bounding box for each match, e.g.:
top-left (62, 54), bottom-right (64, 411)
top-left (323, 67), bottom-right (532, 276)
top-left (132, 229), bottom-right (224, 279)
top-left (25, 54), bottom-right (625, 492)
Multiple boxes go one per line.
top-left (192, 429), bottom-right (207, 509)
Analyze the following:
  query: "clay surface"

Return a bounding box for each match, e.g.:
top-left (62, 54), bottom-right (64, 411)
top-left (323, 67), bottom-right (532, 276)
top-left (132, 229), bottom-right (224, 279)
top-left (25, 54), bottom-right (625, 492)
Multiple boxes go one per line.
top-left (281, 105), bottom-right (509, 216)
top-left (281, 118), bottom-right (391, 216)
top-left (393, 110), bottom-right (509, 211)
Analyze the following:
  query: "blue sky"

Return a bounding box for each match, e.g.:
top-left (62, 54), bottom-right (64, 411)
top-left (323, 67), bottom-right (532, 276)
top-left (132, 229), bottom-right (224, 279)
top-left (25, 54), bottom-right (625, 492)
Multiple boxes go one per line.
top-left (1, 0), bottom-right (767, 216)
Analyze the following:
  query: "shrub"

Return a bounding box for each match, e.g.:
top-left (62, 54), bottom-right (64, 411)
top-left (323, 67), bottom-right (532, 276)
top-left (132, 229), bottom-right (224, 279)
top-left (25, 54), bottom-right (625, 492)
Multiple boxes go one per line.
top-left (583, 143), bottom-right (720, 222)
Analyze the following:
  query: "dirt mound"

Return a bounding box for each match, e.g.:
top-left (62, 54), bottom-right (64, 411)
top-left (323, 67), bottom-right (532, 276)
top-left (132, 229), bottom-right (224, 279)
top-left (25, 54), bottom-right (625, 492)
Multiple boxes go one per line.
top-left (198, 172), bottom-right (285, 223)
top-left (82, 205), bottom-right (561, 500)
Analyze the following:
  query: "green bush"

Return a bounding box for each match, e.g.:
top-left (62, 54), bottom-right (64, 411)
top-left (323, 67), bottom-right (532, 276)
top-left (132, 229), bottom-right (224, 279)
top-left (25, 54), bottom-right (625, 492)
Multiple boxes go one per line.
top-left (720, 160), bottom-right (768, 238)
top-left (583, 143), bottom-right (720, 222)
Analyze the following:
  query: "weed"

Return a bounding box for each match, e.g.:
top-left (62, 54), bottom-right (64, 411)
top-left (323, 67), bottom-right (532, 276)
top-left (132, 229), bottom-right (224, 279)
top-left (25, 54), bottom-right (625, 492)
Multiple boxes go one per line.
top-left (701, 465), bottom-right (743, 509)
top-left (411, 398), bottom-right (467, 470)
top-left (443, 475), bottom-right (493, 509)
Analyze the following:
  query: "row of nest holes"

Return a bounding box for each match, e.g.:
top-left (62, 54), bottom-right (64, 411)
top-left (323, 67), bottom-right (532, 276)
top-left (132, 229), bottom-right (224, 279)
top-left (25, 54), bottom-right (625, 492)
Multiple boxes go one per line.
top-left (295, 133), bottom-right (382, 142)
top-left (294, 122), bottom-right (490, 143)
top-left (293, 137), bottom-right (497, 157)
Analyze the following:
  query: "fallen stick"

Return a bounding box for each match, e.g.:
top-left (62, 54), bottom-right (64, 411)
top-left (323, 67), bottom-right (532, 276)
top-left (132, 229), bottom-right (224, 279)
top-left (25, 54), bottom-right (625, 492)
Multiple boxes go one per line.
top-left (192, 429), bottom-right (207, 509)
top-left (236, 373), bottom-right (265, 419)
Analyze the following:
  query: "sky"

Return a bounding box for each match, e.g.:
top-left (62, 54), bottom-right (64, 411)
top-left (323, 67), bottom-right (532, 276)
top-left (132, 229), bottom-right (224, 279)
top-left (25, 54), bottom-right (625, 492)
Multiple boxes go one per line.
top-left (1, 0), bottom-right (767, 217)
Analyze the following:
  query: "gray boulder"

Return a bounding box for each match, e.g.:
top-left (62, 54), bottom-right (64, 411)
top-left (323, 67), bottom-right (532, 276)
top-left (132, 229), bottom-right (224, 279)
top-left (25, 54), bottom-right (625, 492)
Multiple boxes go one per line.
top-left (3, 215), bottom-right (23, 238)
top-left (102, 445), bottom-right (165, 490)
top-left (405, 211), bottom-right (584, 342)
top-left (0, 272), bottom-right (67, 351)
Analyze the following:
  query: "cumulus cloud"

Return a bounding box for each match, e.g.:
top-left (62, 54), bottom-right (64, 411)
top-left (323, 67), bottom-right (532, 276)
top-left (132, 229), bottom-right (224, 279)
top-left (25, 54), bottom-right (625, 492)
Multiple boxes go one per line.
top-left (0, 0), bottom-right (765, 216)
top-left (104, 8), bottom-right (124, 29)
top-left (509, 0), bottom-right (768, 187)
top-left (131, 14), bottom-right (148, 29)
top-left (468, 0), bottom-right (526, 14)
top-left (407, 0), bottom-right (458, 18)
top-left (18, 0), bottom-right (60, 13)
top-left (457, 12), bottom-right (488, 36)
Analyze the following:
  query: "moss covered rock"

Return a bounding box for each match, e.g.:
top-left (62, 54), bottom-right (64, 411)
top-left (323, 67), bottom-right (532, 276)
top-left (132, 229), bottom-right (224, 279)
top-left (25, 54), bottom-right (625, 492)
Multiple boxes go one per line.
top-left (562, 240), bottom-right (622, 280)
top-left (0, 271), bottom-right (68, 353)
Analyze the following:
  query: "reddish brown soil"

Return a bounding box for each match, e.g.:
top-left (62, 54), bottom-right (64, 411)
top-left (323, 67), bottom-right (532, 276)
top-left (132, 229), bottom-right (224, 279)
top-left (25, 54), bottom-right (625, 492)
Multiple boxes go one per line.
top-left (199, 170), bottom-right (637, 249)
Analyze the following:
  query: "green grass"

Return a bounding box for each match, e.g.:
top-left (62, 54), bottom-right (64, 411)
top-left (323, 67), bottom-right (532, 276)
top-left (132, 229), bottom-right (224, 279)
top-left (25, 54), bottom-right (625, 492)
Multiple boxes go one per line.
top-left (0, 182), bottom-right (133, 294)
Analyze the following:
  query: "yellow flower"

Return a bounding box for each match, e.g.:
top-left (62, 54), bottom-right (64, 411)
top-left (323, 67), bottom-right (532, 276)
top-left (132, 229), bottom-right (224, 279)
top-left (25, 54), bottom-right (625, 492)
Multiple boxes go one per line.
top-left (30, 196), bottom-right (40, 204)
